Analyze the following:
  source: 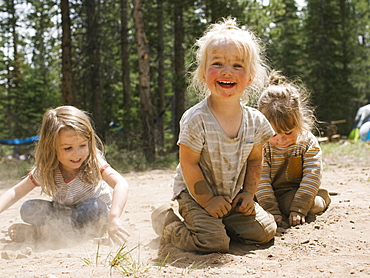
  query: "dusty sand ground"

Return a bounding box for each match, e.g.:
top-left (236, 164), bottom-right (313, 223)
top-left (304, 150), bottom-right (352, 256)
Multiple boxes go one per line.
top-left (0, 142), bottom-right (369, 277)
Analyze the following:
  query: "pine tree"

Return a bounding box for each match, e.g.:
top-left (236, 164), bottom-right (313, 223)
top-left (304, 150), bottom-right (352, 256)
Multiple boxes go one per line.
top-left (303, 0), bottom-right (358, 133)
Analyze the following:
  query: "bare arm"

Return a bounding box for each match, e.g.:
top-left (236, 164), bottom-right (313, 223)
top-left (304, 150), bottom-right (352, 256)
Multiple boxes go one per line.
top-left (232, 144), bottom-right (263, 215)
top-left (0, 176), bottom-right (36, 214)
top-left (179, 144), bottom-right (232, 218)
top-left (244, 143), bottom-right (263, 195)
top-left (179, 144), bottom-right (212, 206)
top-left (102, 166), bottom-right (130, 243)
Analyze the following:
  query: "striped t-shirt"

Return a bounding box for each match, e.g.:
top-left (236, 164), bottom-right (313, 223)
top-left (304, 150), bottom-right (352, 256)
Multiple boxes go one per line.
top-left (29, 160), bottom-right (112, 207)
top-left (172, 98), bottom-right (274, 201)
top-left (256, 131), bottom-right (322, 216)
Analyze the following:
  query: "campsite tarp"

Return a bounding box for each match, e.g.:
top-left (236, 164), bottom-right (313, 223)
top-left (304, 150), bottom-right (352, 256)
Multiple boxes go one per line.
top-left (0, 135), bottom-right (40, 146)
top-left (348, 104), bottom-right (370, 142)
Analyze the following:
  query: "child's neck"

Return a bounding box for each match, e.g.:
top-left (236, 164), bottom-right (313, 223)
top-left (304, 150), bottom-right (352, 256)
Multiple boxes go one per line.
top-left (207, 96), bottom-right (242, 139)
top-left (59, 165), bottom-right (80, 182)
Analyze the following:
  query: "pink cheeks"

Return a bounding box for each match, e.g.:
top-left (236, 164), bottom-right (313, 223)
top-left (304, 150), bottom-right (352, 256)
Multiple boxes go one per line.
top-left (269, 128), bottom-right (299, 148)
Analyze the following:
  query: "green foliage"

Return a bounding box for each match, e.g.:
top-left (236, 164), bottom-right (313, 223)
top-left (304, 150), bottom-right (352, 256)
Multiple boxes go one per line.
top-left (105, 141), bottom-right (178, 173)
top-left (266, 0), bottom-right (303, 77)
top-left (0, 146), bottom-right (34, 181)
top-left (321, 141), bottom-right (370, 158)
top-left (321, 141), bottom-right (370, 168)
top-left (0, 0), bottom-right (369, 162)
top-left (81, 243), bottom-right (151, 277)
top-left (303, 0), bottom-right (359, 134)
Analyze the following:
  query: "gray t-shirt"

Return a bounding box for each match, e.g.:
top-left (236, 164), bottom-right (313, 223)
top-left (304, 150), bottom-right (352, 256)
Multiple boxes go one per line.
top-left (173, 98), bottom-right (274, 201)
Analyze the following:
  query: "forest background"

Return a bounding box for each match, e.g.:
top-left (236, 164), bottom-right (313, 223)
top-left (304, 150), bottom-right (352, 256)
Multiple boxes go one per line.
top-left (0, 0), bottom-right (369, 167)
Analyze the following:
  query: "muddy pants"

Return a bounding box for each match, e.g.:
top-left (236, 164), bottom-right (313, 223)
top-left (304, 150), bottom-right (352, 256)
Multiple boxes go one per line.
top-left (165, 191), bottom-right (277, 253)
top-left (276, 188), bottom-right (331, 216)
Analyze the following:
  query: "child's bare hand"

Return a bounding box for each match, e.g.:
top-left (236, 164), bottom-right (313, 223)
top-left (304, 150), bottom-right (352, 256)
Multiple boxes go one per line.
top-left (108, 216), bottom-right (130, 244)
top-left (289, 211), bottom-right (305, 226)
top-left (273, 214), bottom-right (283, 226)
top-left (232, 192), bottom-right (256, 215)
top-left (204, 196), bottom-right (232, 218)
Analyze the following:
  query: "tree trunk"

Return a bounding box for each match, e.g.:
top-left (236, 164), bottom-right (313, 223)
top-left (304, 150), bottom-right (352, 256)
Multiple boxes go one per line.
top-left (206, 0), bottom-right (221, 23)
top-left (7, 0), bottom-right (20, 136)
top-left (156, 0), bottom-right (165, 153)
top-left (120, 0), bottom-right (131, 138)
top-left (60, 0), bottom-right (73, 105)
top-left (86, 0), bottom-right (104, 139)
top-left (133, 0), bottom-right (155, 162)
top-left (172, 0), bottom-right (186, 151)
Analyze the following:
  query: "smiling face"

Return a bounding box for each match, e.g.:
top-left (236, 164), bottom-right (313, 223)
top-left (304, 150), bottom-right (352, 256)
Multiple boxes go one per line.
top-left (203, 40), bottom-right (253, 99)
top-left (269, 127), bottom-right (299, 148)
top-left (56, 128), bottom-right (89, 175)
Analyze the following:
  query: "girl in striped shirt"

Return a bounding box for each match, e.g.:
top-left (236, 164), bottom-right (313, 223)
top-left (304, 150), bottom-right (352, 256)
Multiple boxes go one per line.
top-left (0, 106), bottom-right (129, 244)
top-left (152, 18), bottom-right (276, 254)
top-left (256, 71), bottom-right (331, 227)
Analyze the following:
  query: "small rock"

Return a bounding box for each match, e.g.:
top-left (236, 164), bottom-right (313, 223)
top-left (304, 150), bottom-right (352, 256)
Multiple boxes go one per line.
top-left (1, 251), bottom-right (16, 260)
top-left (16, 253), bottom-right (28, 259)
top-left (23, 247), bottom-right (33, 256)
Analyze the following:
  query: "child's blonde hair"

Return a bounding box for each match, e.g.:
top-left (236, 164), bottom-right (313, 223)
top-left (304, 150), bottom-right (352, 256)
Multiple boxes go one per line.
top-left (258, 71), bottom-right (315, 134)
top-left (191, 17), bottom-right (269, 102)
top-left (33, 106), bottom-right (104, 196)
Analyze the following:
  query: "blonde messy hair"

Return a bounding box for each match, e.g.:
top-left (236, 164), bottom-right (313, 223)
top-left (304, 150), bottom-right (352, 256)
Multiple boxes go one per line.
top-left (258, 71), bottom-right (315, 134)
top-left (190, 17), bottom-right (269, 103)
top-left (33, 106), bottom-right (104, 196)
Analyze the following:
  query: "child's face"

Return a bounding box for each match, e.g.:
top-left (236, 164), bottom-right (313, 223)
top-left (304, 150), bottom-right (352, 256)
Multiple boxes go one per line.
top-left (269, 127), bottom-right (299, 148)
top-left (56, 128), bottom-right (89, 173)
top-left (203, 41), bottom-right (253, 99)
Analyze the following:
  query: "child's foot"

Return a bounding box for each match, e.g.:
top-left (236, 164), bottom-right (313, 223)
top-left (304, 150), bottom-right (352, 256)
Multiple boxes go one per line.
top-left (318, 188), bottom-right (331, 207)
top-left (151, 204), bottom-right (181, 236)
top-left (310, 189), bottom-right (332, 214)
top-left (8, 223), bottom-right (38, 242)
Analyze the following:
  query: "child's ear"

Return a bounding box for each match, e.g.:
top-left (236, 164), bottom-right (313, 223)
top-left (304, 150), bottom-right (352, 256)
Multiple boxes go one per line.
top-left (247, 73), bottom-right (255, 86)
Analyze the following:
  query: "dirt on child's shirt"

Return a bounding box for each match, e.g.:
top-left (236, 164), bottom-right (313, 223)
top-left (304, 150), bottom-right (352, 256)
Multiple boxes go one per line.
top-left (173, 99), bottom-right (274, 201)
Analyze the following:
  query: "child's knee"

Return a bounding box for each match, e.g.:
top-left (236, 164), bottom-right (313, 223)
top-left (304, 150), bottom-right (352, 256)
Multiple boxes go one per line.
top-left (239, 218), bottom-right (276, 244)
top-left (259, 218), bottom-right (277, 243)
top-left (72, 198), bottom-right (109, 228)
top-left (20, 199), bottom-right (52, 225)
top-left (196, 231), bottom-right (230, 253)
top-left (166, 222), bottom-right (230, 253)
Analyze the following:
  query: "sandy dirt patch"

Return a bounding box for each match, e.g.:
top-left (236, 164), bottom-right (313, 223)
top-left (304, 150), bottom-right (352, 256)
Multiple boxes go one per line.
top-left (0, 145), bottom-right (369, 277)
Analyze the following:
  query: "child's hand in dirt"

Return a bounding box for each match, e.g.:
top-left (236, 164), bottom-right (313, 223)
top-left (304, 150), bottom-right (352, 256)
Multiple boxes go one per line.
top-left (274, 214), bottom-right (283, 226)
top-left (203, 196), bottom-right (232, 218)
top-left (232, 192), bottom-right (256, 216)
top-left (108, 216), bottom-right (130, 244)
top-left (289, 211), bottom-right (305, 226)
